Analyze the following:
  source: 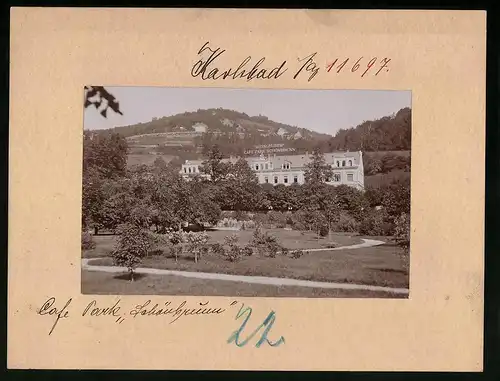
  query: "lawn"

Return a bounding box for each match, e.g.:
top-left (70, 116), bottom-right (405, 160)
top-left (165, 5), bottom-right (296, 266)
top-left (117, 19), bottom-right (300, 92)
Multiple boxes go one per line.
top-left (83, 230), bottom-right (409, 289)
top-left (81, 270), bottom-right (406, 298)
top-left (83, 230), bottom-right (363, 259)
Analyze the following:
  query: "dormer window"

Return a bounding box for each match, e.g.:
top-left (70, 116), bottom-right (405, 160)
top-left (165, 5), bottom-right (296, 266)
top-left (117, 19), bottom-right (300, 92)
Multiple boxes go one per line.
top-left (255, 164), bottom-right (259, 171)
top-left (342, 160), bottom-right (346, 167)
top-left (348, 160), bottom-right (352, 166)
top-left (184, 167), bottom-right (187, 173)
top-left (282, 162), bottom-right (290, 170)
top-left (188, 167), bottom-right (192, 173)
top-left (336, 161), bottom-right (340, 167)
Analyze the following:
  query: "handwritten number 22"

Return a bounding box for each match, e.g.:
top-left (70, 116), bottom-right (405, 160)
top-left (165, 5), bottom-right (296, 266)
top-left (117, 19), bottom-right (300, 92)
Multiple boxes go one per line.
top-left (227, 304), bottom-right (285, 348)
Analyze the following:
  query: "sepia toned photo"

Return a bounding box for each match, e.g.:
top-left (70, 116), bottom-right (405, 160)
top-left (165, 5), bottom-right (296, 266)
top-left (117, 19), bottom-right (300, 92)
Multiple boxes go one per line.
top-left (81, 86), bottom-right (412, 298)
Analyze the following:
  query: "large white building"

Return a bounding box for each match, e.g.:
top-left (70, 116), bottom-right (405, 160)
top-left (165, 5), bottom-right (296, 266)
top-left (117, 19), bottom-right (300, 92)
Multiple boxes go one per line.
top-left (180, 151), bottom-right (365, 190)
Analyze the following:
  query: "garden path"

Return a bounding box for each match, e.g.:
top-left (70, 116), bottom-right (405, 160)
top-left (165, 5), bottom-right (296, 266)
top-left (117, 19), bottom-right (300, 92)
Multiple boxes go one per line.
top-left (82, 238), bottom-right (408, 295)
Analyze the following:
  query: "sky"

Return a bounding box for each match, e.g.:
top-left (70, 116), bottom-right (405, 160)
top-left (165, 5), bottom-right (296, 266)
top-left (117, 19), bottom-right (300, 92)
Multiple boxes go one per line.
top-left (84, 87), bottom-right (411, 135)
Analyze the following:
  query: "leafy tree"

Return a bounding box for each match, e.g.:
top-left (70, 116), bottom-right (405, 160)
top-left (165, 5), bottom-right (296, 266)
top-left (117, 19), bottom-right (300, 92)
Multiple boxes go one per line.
top-left (83, 132), bottom-right (128, 179)
top-left (380, 180), bottom-right (411, 217)
top-left (220, 158), bottom-right (264, 211)
top-left (185, 231), bottom-right (210, 263)
top-left (304, 147), bottom-right (333, 185)
top-left (112, 223), bottom-right (156, 281)
top-left (199, 145), bottom-right (231, 184)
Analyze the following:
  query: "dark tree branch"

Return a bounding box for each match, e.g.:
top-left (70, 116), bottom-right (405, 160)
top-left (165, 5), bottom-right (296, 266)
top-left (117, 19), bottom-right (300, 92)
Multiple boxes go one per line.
top-left (84, 86), bottom-right (123, 118)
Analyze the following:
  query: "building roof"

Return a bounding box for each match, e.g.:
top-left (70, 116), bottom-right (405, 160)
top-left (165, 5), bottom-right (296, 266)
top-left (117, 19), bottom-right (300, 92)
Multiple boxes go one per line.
top-left (183, 151), bottom-right (362, 169)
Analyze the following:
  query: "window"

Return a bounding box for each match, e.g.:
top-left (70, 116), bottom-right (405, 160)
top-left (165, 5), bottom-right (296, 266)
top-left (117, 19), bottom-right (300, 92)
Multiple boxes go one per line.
top-left (265, 163), bottom-right (269, 170)
top-left (336, 161), bottom-right (340, 167)
top-left (256, 164), bottom-right (259, 170)
top-left (342, 160), bottom-right (346, 167)
top-left (284, 176), bottom-right (288, 184)
top-left (183, 167), bottom-right (187, 173)
top-left (347, 173), bottom-right (354, 182)
top-left (188, 167), bottom-right (192, 173)
top-left (293, 175), bottom-right (298, 183)
top-left (264, 176), bottom-right (269, 183)
top-left (285, 163), bottom-right (290, 170)
top-left (348, 160), bottom-right (352, 166)
top-left (333, 173), bottom-right (341, 182)
top-left (274, 176), bottom-right (278, 184)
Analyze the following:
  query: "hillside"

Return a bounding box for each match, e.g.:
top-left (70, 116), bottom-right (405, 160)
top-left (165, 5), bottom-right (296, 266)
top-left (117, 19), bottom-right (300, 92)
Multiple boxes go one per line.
top-left (89, 107), bottom-right (412, 178)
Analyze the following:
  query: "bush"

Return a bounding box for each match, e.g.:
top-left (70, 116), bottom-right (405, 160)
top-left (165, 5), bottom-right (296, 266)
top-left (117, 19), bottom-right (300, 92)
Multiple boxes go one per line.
top-left (319, 224), bottom-right (329, 237)
top-left (211, 243), bottom-right (225, 256)
top-left (217, 217), bottom-right (240, 229)
top-left (280, 246), bottom-right (290, 256)
top-left (81, 231), bottom-right (96, 250)
top-left (359, 210), bottom-right (394, 236)
top-left (291, 249), bottom-right (305, 259)
top-left (225, 245), bottom-right (242, 262)
top-left (224, 233), bottom-right (239, 246)
top-left (267, 211), bottom-right (287, 228)
top-left (332, 212), bottom-right (360, 233)
top-left (242, 246), bottom-right (254, 256)
top-left (394, 212), bottom-right (410, 253)
top-left (241, 220), bottom-right (256, 230)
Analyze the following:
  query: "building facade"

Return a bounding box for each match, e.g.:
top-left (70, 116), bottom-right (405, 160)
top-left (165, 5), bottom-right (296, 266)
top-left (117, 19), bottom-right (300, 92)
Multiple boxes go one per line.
top-left (180, 151), bottom-right (365, 190)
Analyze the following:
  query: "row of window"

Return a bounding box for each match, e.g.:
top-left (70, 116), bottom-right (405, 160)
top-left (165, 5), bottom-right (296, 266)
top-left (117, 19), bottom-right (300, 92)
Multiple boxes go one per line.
top-left (183, 166), bottom-right (199, 174)
top-left (254, 162), bottom-right (292, 171)
top-left (328, 173), bottom-right (354, 182)
top-left (184, 163), bottom-right (356, 176)
top-left (336, 160), bottom-right (353, 167)
top-left (262, 172), bottom-right (354, 184)
top-left (264, 175), bottom-right (299, 184)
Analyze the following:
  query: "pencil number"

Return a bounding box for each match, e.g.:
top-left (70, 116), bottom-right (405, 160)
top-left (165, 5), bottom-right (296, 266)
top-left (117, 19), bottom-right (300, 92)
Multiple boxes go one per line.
top-left (325, 57), bottom-right (391, 77)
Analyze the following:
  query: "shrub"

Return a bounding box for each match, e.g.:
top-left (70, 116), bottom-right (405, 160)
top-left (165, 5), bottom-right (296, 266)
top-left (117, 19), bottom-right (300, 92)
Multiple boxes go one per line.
top-left (280, 246), bottom-right (290, 256)
top-left (81, 231), bottom-right (96, 250)
top-left (394, 212), bottom-right (410, 253)
top-left (359, 210), bottom-right (394, 236)
top-left (241, 220), bottom-right (256, 230)
top-left (332, 212), bottom-right (360, 233)
top-left (234, 210), bottom-right (251, 221)
top-left (211, 243), bottom-right (225, 256)
top-left (217, 217), bottom-right (240, 229)
top-left (267, 211), bottom-right (287, 228)
top-left (291, 249), bottom-right (305, 259)
top-left (225, 245), bottom-right (242, 262)
top-left (319, 224), bottom-right (329, 237)
top-left (242, 246), bottom-right (254, 256)
top-left (224, 233), bottom-right (239, 247)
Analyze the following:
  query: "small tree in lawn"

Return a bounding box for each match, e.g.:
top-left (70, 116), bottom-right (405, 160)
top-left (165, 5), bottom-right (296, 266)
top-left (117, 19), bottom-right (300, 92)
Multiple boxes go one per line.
top-left (186, 231), bottom-right (210, 263)
top-left (167, 230), bottom-right (185, 262)
top-left (112, 223), bottom-right (156, 281)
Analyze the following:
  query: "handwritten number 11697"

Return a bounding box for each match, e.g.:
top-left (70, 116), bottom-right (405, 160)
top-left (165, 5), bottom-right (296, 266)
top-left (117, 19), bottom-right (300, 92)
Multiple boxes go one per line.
top-left (326, 57), bottom-right (391, 77)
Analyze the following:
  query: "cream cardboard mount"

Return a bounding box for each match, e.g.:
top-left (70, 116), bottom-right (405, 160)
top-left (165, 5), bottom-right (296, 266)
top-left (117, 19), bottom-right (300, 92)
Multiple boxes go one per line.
top-left (8, 8), bottom-right (485, 371)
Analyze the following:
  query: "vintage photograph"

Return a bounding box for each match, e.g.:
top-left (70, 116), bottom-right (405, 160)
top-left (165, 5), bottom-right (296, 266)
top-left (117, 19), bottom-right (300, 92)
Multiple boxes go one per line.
top-left (81, 87), bottom-right (412, 298)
